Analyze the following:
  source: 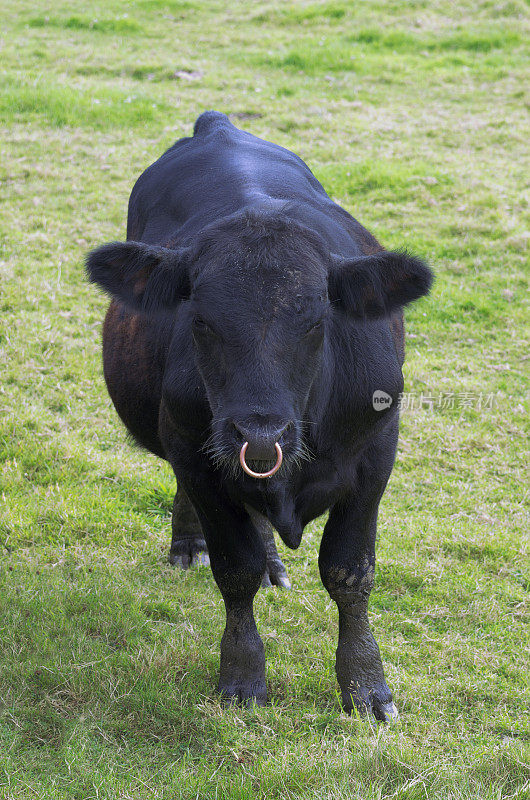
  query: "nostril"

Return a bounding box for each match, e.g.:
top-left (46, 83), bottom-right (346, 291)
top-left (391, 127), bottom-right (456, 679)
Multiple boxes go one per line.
top-left (277, 422), bottom-right (292, 440)
top-left (232, 422), bottom-right (248, 443)
top-left (232, 421), bottom-right (292, 446)
top-left (230, 419), bottom-right (293, 464)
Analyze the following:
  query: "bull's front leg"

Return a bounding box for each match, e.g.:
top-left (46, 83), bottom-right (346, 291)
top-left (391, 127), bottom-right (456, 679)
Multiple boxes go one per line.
top-left (319, 493), bottom-right (398, 722)
top-left (180, 478), bottom-right (268, 705)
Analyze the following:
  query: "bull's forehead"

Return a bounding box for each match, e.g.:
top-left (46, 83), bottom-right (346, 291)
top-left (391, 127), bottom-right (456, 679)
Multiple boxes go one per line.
top-left (193, 261), bottom-right (327, 319)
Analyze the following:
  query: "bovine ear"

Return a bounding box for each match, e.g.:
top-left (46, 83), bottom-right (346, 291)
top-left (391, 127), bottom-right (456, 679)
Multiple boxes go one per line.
top-left (328, 250), bottom-right (433, 318)
top-left (86, 240), bottom-right (191, 313)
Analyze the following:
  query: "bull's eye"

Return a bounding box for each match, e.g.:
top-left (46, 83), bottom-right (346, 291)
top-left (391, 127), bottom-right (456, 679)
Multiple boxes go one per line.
top-left (305, 320), bottom-right (324, 336)
top-left (192, 317), bottom-right (214, 336)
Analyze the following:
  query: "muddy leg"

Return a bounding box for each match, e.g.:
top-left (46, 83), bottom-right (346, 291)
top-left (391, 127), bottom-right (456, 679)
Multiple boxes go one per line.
top-left (318, 429), bottom-right (400, 722)
top-left (319, 495), bottom-right (397, 722)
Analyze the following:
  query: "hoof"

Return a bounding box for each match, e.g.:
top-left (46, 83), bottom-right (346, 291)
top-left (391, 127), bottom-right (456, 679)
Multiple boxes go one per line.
top-left (373, 700), bottom-right (399, 723)
top-left (218, 681), bottom-right (267, 707)
top-left (169, 542), bottom-right (209, 569)
top-left (261, 560), bottom-right (291, 589)
top-left (341, 682), bottom-right (398, 724)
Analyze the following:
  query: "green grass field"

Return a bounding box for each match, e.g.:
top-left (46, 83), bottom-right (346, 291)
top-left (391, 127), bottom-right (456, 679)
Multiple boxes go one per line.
top-left (1, 0), bottom-right (529, 797)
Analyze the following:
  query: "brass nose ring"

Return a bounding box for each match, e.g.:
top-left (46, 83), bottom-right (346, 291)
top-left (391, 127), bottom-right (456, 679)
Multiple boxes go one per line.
top-left (239, 441), bottom-right (283, 478)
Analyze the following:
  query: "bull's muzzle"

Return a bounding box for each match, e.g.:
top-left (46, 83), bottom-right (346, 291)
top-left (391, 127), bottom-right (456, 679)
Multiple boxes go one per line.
top-left (239, 441), bottom-right (283, 478)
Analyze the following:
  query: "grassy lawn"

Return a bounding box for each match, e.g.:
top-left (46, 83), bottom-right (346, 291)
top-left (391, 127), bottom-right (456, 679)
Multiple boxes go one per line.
top-left (1, 0), bottom-right (529, 797)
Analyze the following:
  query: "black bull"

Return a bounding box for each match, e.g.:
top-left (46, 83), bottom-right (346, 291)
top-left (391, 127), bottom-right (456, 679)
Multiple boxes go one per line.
top-left (87, 111), bottom-right (432, 720)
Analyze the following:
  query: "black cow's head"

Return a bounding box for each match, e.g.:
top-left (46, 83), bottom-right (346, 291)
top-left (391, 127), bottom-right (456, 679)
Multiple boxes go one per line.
top-left (87, 209), bottom-right (432, 477)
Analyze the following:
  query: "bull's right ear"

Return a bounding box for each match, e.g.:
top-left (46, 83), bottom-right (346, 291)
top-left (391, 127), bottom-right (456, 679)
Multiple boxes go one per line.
top-left (86, 240), bottom-right (191, 313)
top-left (328, 250), bottom-right (433, 319)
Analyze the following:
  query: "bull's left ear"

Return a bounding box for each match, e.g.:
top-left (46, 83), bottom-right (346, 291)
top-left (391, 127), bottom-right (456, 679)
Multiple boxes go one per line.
top-left (328, 250), bottom-right (433, 318)
top-left (86, 240), bottom-right (191, 314)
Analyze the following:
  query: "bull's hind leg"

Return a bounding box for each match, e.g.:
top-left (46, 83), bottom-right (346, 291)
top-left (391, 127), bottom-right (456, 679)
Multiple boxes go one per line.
top-left (169, 486), bottom-right (209, 567)
top-left (246, 507), bottom-right (291, 589)
top-left (171, 487), bottom-right (291, 586)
